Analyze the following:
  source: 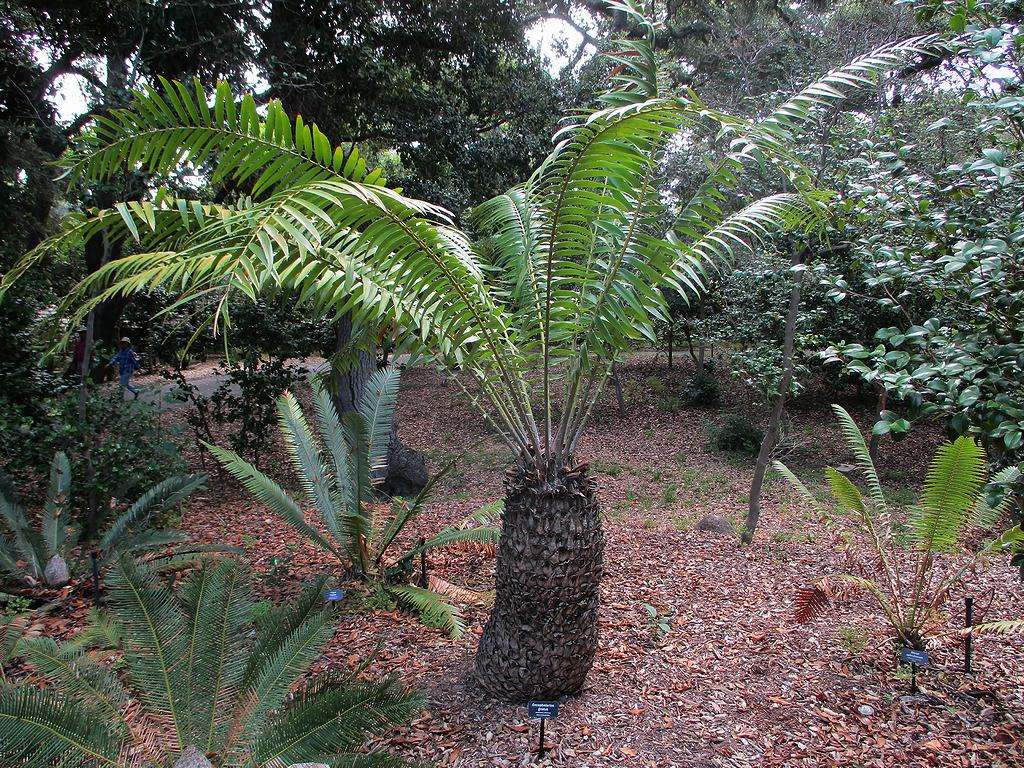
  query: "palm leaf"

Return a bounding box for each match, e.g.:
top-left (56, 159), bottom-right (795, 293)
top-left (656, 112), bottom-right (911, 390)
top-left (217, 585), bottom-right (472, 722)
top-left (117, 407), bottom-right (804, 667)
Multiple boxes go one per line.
top-left (356, 367), bottom-right (401, 476)
top-left (98, 474), bottom-right (206, 555)
top-left (831, 405), bottom-right (885, 503)
top-left (772, 460), bottom-right (822, 512)
top-left (825, 467), bottom-right (866, 516)
top-left (0, 686), bottom-right (124, 768)
top-left (209, 443), bottom-right (343, 560)
top-left (105, 556), bottom-right (190, 748)
top-left (248, 676), bottom-right (422, 766)
top-left (388, 584), bottom-right (465, 639)
top-left (912, 436), bottom-right (986, 551)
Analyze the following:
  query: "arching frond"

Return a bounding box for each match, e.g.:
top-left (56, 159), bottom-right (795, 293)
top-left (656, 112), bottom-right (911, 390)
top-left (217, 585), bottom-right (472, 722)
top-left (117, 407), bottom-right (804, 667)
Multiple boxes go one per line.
top-left (388, 584), bottom-right (465, 639)
top-left (913, 437), bottom-right (987, 551)
top-left (831, 405), bottom-right (885, 503)
top-left (98, 474), bottom-right (207, 555)
top-left (357, 367), bottom-right (401, 475)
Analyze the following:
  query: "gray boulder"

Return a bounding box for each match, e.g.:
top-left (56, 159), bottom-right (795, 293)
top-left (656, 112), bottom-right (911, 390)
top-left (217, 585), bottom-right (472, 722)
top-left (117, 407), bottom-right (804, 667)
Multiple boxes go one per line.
top-left (43, 555), bottom-right (70, 587)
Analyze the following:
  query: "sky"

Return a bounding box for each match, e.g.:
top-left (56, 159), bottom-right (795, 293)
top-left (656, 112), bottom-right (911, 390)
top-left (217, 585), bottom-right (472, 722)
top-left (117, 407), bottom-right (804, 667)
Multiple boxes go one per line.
top-left (52, 16), bottom-right (593, 126)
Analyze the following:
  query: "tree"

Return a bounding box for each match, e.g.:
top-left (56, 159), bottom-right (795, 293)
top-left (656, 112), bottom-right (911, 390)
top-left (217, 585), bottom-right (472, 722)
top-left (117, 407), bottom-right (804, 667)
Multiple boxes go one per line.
top-left (3, 2), bottom-right (943, 700)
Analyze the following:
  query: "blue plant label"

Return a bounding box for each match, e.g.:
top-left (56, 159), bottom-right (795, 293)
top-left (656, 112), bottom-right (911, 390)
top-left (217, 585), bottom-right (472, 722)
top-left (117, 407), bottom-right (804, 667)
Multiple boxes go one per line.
top-left (901, 648), bottom-right (929, 666)
top-left (528, 701), bottom-right (559, 719)
top-left (325, 588), bottom-right (345, 602)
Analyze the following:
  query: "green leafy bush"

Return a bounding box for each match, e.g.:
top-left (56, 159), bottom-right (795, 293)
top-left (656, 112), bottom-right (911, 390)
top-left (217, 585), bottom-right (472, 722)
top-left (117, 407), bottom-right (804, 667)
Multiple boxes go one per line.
top-left (681, 372), bottom-right (721, 406)
top-left (0, 557), bottom-right (421, 767)
top-left (715, 414), bottom-right (764, 456)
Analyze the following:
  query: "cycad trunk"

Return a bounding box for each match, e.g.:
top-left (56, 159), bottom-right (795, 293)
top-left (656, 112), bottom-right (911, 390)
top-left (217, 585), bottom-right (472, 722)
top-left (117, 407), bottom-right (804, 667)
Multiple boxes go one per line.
top-left (474, 461), bottom-right (604, 702)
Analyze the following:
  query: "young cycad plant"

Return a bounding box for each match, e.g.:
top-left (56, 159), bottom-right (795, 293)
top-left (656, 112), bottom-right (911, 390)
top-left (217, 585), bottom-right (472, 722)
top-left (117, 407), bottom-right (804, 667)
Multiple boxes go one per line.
top-left (212, 367), bottom-right (499, 637)
top-left (776, 405), bottom-right (1024, 650)
top-left (0, 556), bottom-right (421, 767)
top-left (1, 452), bottom-right (207, 593)
top-left (1, 1), bottom-right (946, 698)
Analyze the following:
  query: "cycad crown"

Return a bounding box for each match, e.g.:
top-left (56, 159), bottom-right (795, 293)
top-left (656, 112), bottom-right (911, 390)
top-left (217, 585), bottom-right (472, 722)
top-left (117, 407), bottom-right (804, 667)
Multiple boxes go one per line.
top-left (0, 556), bottom-right (422, 767)
top-left (213, 367), bottom-right (499, 637)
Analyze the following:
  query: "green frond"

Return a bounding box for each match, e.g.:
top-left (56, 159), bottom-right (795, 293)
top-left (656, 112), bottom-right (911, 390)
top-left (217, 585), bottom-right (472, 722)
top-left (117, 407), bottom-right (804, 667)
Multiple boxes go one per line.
top-left (105, 556), bottom-right (190, 748)
top-left (209, 443), bottom-right (343, 560)
top-left (962, 619), bottom-right (1024, 637)
top-left (249, 675), bottom-right (423, 766)
top-left (179, 559), bottom-right (251, 752)
top-left (0, 485), bottom-right (44, 583)
top-left (357, 367), bottom-right (401, 476)
top-left (233, 594), bottom-right (338, 746)
top-left (98, 474), bottom-right (206, 556)
top-left (912, 437), bottom-right (987, 551)
top-left (310, 378), bottom-right (357, 544)
top-left (64, 78), bottom-right (384, 192)
top-left (0, 682), bottom-right (124, 768)
top-left (407, 526), bottom-right (501, 559)
top-left (17, 637), bottom-right (132, 738)
top-left (388, 584), bottom-right (465, 639)
top-left (825, 467), bottom-right (866, 516)
top-left (831, 405), bottom-right (885, 503)
top-left (760, 35), bottom-right (948, 138)
top-left (246, 577), bottom-right (330, 685)
top-left (771, 461), bottom-right (822, 512)
top-left (276, 391), bottom-right (346, 547)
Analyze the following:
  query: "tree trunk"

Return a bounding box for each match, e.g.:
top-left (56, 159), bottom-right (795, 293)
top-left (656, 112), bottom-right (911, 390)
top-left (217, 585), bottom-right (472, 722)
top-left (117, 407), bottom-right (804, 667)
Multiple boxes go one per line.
top-left (475, 462), bottom-right (604, 702)
top-left (742, 252), bottom-right (805, 545)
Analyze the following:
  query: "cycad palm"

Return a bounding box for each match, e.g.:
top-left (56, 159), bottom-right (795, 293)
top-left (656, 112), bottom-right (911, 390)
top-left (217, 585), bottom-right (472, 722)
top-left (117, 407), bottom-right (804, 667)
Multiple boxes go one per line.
top-left (0, 557), bottom-right (420, 767)
top-left (1, 2), bottom-right (944, 699)
top-left (777, 405), bottom-right (1024, 649)
top-left (212, 367), bottom-right (499, 637)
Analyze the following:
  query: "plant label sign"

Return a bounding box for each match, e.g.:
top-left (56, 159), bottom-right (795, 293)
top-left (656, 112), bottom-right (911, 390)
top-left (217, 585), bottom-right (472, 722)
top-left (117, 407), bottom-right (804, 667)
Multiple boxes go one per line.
top-left (901, 648), bottom-right (929, 666)
top-left (325, 588), bottom-right (345, 602)
top-left (528, 701), bottom-right (558, 719)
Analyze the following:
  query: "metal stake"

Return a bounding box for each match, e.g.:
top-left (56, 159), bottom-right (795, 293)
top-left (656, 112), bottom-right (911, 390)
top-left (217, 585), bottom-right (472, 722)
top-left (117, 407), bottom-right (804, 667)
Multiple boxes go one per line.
top-left (965, 596), bottom-right (974, 675)
top-left (910, 663), bottom-right (918, 695)
top-left (538, 717), bottom-right (546, 758)
top-left (90, 551), bottom-right (100, 606)
top-left (419, 537), bottom-right (427, 587)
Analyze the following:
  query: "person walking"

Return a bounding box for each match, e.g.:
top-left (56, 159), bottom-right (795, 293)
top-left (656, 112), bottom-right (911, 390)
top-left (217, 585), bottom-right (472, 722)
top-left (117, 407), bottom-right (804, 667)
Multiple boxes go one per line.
top-left (109, 336), bottom-right (141, 399)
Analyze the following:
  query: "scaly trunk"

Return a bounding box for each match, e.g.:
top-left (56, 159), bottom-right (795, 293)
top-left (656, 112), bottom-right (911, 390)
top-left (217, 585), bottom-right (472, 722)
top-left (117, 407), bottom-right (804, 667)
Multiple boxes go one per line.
top-left (475, 461), bottom-right (604, 702)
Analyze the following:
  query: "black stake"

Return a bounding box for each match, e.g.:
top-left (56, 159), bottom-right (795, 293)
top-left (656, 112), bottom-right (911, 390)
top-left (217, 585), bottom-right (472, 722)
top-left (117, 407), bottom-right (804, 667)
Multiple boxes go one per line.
top-left (910, 663), bottom-right (918, 695)
top-left (90, 551), bottom-right (100, 606)
top-left (965, 596), bottom-right (974, 675)
top-left (419, 537), bottom-right (427, 587)
top-left (538, 716), bottom-right (546, 759)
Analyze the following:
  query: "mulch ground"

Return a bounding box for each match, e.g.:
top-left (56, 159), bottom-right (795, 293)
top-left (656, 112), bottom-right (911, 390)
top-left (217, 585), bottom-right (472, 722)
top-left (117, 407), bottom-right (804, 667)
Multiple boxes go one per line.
top-left (27, 354), bottom-right (1024, 766)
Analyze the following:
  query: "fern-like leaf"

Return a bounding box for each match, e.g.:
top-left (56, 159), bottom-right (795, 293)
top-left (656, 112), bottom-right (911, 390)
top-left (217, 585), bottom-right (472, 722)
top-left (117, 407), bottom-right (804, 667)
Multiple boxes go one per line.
top-left (913, 436), bottom-right (986, 552)
top-left (831, 405), bottom-right (884, 503)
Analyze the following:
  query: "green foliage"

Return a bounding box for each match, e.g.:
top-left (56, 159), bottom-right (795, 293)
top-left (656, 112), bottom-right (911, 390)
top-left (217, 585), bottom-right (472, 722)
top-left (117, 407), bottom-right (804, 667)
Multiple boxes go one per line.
top-left (1, 390), bottom-right (186, 517)
top-left (681, 372), bottom-right (721, 406)
top-left (714, 414), bottom-right (764, 456)
top-left (215, 369), bottom-right (498, 637)
top-left (778, 406), bottom-right (1024, 648)
top-left (0, 452), bottom-right (208, 593)
top-left (169, 353), bottom-right (305, 469)
top-left (0, 557), bottom-right (421, 767)
top-left (2, 13), bottom-right (943, 473)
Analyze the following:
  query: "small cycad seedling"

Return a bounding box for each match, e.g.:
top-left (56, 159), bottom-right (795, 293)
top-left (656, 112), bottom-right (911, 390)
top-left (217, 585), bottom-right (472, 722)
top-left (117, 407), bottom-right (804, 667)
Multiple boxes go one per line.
top-left (0, 452), bottom-right (208, 594)
top-left (776, 405), bottom-right (1024, 650)
top-left (0, 557), bottom-right (421, 767)
top-left (213, 367), bottom-right (499, 637)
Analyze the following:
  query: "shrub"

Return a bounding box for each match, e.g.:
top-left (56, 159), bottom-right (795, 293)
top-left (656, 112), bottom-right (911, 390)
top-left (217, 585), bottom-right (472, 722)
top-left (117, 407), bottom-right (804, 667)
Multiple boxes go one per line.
top-left (169, 352), bottom-right (304, 469)
top-left (715, 414), bottom-right (764, 455)
top-left (681, 372), bottom-right (721, 406)
top-left (0, 557), bottom-right (421, 766)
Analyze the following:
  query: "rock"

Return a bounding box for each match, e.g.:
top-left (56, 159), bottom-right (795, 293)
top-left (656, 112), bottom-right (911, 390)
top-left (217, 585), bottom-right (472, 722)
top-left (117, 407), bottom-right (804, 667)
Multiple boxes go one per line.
top-left (174, 746), bottom-right (212, 768)
top-left (858, 704), bottom-right (875, 717)
top-left (696, 515), bottom-right (734, 535)
top-left (43, 555), bottom-right (70, 587)
top-left (381, 436), bottom-right (428, 497)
